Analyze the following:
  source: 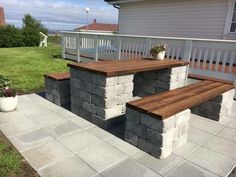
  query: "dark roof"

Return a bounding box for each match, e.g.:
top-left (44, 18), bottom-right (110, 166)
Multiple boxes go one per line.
top-left (74, 19), bottom-right (118, 32)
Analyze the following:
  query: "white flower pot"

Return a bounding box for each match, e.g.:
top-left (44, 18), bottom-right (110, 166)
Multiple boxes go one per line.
top-left (0, 96), bottom-right (18, 112)
top-left (157, 51), bottom-right (165, 60)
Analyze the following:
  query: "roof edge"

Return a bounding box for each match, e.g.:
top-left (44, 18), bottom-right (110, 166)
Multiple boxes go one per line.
top-left (104, 0), bottom-right (146, 5)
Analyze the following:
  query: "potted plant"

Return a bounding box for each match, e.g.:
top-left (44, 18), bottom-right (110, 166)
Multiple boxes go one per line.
top-left (0, 76), bottom-right (18, 112)
top-left (150, 44), bottom-right (167, 60)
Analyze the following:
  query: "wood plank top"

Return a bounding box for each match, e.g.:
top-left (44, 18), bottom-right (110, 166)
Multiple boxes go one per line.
top-left (44, 72), bottom-right (70, 81)
top-left (68, 59), bottom-right (189, 77)
top-left (127, 80), bottom-right (234, 120)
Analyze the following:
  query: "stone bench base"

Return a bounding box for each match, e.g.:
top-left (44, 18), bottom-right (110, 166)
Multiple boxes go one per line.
top-left (191, 89), bottom-right (234, 121)
top-left (44, 74), bottom-right (70, 109)
top-left (124, 108), bottom-right (190, 159)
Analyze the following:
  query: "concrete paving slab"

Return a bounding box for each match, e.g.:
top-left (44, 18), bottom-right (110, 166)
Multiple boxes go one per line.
top-left (218, 117), bottom-right (235, 126)
top-left (70, 117), bottom-right (95, 129)
top-left (165, 160), bottom-right (220, 177)
top-left (186, 147), bottom-right (235, 176)
top-left (45, 120), bottom-right (81, 138)
top-left (58, 130), bottom-right (103, 153)
top-left (190, 114), bottom-right (224, 134)
top-left (9, 128), bottom-right (54, 152)
top-left (39, 156), bottom-right (99, 177)
top-left (173, 141), bottom-right (198, 158)
top-left (132, 150), bottom-right (183, 176)
top-left (21, 141), bottom-right (72, 170)
top-left (228, 120), bottom-right (236, 130)
top-left (188, 126), bottom-right (213, 145)
top-left (0, 118), bottom-right (39, 137)
top-left (21, 106), bottom-right (53, 118)
top-left (1, 94), bottom-right (236, 177)
top-left (26, 112), bottom-right (66, 127)
top-left (77, 141), bottom-right (128, 173)
top-left (217, 127), bottom-right (236, 143)
top-left (88, 126), bottom-right (113, 140)
top-left (105, 136), bottom-right (140, 156)
top-left (203, 136), bottom-right (236, 160)
top-left (0, 111), bottom-right (26, 125)
top-left (102, 158), bottom-right (161, 177)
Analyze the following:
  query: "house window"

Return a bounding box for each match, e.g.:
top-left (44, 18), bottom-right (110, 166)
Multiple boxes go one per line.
top-left (230, 2), bottom-right (236, 32)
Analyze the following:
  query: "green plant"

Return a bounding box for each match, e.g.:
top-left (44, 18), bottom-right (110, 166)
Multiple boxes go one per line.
top-left (0, 88), bottom-right (17, 97)
top-left (0, 25), bottom-right (24, 48)
top-left (0, 76), bottom-right (16, 97)
top-left (150, 44), bottom-right (167, 58)
top-left (0, 144), bottom-right (21, 177)
top-left (0, 75), bottom-right (11, 89)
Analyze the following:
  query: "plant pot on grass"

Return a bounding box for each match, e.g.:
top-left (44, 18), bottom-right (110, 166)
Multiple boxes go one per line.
top-left (150, 44), bottom-right (167, 60)
top-left (0, 76), bottom-right (18, 112)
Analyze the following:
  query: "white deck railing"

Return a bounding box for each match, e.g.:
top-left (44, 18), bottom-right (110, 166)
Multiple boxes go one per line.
top-left (61, 32), bottom-right (236, 86)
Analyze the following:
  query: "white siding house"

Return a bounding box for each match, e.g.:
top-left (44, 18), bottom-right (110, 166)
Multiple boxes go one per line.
top-left (106, 0), bottom-right (236, 40)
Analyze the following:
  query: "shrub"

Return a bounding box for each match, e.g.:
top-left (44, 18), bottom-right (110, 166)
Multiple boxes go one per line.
top-left (0, 25), bottom-right (24, 48)
top-left (22, 14), bottom-right (48, 47)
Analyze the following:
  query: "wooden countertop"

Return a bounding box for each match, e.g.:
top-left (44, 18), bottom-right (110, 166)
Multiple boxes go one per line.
top-left (68, 59), bottom-right (189, 77)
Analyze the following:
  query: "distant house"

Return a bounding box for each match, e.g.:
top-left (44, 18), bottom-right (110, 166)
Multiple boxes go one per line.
top-left (105, 0), bottom-right (236, 40)
top-left (74, 19), bottom-right (118, 34)
top-left (0, 7), bottom-right (5, 26)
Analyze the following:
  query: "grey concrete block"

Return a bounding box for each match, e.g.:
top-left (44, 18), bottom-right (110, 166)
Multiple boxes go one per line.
top-left (126, 108), bottom-right (140, 124)
top-left (138, 138), bottom-right (162, 159)
top-left (82, 101), bottom-right (96, 114)
top-left (142, 85), bottom-right (155, 94)
top-left (96, 105), bottom-right (124, 119)
top-left (92, 95), bottom-right (118, 109)
top-left (126, 121), bottom-right (147, 138)
top-left (124, 131), bottom-right (139, 146)
top-left (118, 75), bottom-right (134, 84)
top-left (140, 113), bottom-right (175, 133)
top-left (123, 83), bottom-right (134, 94)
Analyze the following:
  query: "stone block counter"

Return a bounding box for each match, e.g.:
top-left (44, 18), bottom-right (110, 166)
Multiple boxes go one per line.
top-left (68, 59), bottom-right (189, 129)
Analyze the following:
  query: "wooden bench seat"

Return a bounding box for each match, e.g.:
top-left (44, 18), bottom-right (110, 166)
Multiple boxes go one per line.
top-left (125, 80), bottom-right (234, 159)
top-left (127, 80), bottom-right (234, 120)
top-left (44, 72), bottom-right (70, 81)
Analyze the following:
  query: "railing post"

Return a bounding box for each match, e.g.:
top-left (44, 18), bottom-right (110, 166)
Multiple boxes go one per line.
top-left (76, 34), bottom-right (80, 62)
top-left (116, 36), bottom-right (122, 60)
top-left (61, 33), bottom-right (65, 59)
top-left (183, 40), bottom-right (193, 86)
top-left (183, 40), bottom-right (192, 62)
top-left (94, 35), bottom-right (99, 61)
top-left (144, 38), bottom-right (152, 58)
top-left (234, 76), bottom-right (236, 100)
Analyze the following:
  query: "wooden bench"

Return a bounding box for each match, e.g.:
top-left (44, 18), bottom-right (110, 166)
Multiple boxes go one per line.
top-left (44, 72), bottom-right (71, 109)
top-left (124, 80), bottom-right (235, 159)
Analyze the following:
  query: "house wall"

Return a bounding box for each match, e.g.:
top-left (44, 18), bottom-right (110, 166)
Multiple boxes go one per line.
top-left (118, 0), bottom-right (230, 39)
top-left (0, 7), bottom-right (5, 26)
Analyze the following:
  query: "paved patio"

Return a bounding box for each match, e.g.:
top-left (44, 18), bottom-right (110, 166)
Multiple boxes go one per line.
top-left (0, 94), bottom-right (236, 177)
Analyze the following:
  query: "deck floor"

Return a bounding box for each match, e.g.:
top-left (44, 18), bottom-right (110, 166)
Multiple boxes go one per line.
top-left (0, 94), bottom-right (235, 177)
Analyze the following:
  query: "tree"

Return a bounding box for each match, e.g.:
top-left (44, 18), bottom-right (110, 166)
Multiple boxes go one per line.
top-left (22, 14), bottom-right (48, 47)
top-left (0, 25), bottom-right (24, 47)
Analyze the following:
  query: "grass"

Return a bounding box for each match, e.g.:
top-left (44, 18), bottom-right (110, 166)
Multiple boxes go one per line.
top-left (0, 143), bottom-right (21, 177)
top-left (0, 132), bottom-right (38, 177)
top-left (0, 44), bottom-right (71, 93)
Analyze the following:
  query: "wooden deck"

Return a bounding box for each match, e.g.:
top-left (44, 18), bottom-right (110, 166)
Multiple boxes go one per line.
top-left (68, 59), bottom-right (189, 77)
top-left (127, 80), bottom-right (234, 119)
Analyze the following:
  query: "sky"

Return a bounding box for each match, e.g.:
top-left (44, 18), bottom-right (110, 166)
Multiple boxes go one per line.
top-left (0, 0), bottom-right (118, 31)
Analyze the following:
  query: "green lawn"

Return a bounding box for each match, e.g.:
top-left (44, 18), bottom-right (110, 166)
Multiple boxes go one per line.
top-left (0, 45), bottom-right (71, 93)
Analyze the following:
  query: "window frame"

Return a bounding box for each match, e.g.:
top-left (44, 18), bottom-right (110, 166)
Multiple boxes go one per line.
top-left (224, 0), bottom-right (236, 35)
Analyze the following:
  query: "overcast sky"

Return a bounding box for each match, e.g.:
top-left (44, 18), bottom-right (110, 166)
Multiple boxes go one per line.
top-left (0, 0), bottom-right (118, 31)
